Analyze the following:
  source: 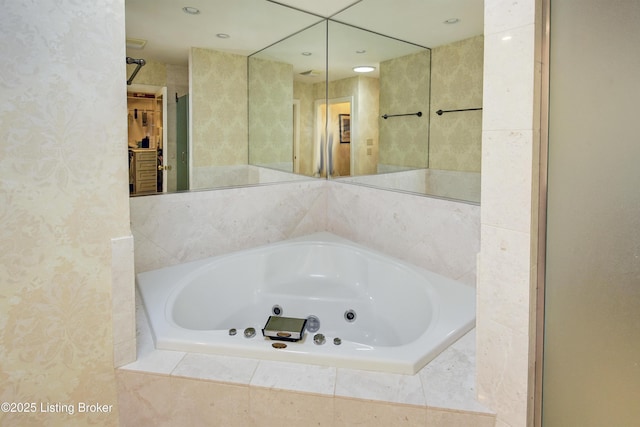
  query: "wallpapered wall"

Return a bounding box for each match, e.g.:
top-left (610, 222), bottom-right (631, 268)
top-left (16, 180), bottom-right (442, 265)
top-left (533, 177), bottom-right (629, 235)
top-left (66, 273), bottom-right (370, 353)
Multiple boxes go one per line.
top-left (248, 57), bottom-right (294, 167)
top-left (190, 48), bottom-right (248, 176)
top-left (429, 35), bottom-right (484, 172)
top-left (126, 59), bottom-right (167, 87)
top-left (293, 81), bottom-right (316, 176)
top-left (379, 50), bottom-right (431, 168)
top-left (0, 0), bottom-right (129, 425)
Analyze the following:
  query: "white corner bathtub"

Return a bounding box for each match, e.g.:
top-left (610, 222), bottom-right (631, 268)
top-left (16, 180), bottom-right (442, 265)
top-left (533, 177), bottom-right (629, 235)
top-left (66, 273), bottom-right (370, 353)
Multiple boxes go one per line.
top-left (136, 232), bottom-right (475, 374)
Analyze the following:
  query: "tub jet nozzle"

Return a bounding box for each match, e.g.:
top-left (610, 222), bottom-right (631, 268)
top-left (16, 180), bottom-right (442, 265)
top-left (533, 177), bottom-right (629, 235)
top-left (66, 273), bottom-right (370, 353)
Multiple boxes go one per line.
top-left (313, 333), bottom-right (326, 345)
top-left (344, 309), bottom-right (357, 322)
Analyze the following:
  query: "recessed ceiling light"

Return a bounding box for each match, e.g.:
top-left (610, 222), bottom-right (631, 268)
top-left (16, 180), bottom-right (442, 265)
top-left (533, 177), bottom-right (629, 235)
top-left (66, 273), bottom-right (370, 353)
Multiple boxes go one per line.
top-left (353, 66), bottom-right (375, 73)
top-left (182, 6), bottom-right (200, 15)
top-left (216, 33), bottom-right (230, 39)
top-left (444, 18), bottom-right (460, 24)
top-left (356, 50), bottom-right (366, 54)
top-left (302, 52), bottom-right (312, 56)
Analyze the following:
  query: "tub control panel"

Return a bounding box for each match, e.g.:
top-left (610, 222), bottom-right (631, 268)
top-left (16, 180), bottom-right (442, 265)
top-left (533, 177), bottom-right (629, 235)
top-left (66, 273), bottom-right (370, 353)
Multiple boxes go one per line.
top-left (262, 316), bottom-right (307, 342)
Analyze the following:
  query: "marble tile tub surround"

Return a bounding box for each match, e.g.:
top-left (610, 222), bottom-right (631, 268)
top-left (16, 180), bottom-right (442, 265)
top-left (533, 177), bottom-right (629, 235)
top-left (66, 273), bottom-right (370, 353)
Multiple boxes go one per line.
top-left (125, 181), bottom-right (483, 425)
top-left (477, 0), bottom-right (543, 425)
top-left (130, 180), bottom-right (328, 273)
top-left (130, 180), bottom-right (480, 285)
top-left (116, 295), bottom-right (494, 426)
top-left (325, 182), bottom-right (480, 284)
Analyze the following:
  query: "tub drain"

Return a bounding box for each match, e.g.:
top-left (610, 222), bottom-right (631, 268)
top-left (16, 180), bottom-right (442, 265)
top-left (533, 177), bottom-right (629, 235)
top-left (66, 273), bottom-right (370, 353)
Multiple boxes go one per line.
top-left (272, 305), bottom-right (283, 316)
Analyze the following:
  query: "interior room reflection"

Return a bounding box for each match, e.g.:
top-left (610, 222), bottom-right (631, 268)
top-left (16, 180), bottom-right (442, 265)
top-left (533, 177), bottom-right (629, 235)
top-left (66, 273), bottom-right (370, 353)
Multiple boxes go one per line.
top-left (125, 0), bottom-right (483, 202)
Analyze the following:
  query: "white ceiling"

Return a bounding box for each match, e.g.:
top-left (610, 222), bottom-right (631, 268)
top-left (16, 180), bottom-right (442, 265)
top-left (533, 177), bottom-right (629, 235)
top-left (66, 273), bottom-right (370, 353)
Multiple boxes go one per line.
top-left (125, 0), bottom-right (483, 66)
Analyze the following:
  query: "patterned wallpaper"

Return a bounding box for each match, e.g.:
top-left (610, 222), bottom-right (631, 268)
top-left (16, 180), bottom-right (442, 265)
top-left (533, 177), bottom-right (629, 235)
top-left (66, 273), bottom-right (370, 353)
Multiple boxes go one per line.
top-left (429, 35), bottom-right (484, 172)
top-left (191, 48), bottom-right (248, 169)
top-left (1, 0), bottom-right (129, 424)
top-left (248, 57), bottom-right (294, 167)
top-left (293, 81), bottom-right (316, 176)
top-left (379, 50), bottom-right (431, 168)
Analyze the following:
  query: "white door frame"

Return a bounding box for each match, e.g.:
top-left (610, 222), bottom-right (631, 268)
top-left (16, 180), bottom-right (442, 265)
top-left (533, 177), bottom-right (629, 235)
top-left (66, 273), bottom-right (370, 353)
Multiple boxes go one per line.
top-left (155, 86), bottom-right (168, 193)
top-left (293, 99), bottom-right (301, 174)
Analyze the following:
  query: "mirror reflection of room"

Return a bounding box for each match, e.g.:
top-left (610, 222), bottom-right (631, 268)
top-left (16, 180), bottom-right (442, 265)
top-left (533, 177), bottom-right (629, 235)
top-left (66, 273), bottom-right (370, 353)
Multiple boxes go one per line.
top-left (125, 0), bottom-right (483, 202)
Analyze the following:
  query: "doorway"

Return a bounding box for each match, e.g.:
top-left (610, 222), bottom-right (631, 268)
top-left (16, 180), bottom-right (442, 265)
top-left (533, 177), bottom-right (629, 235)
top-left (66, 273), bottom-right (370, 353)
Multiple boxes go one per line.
top-left (127, 84), bottom-right (168, 195)
top-left (539, 0), bottom-right (640, 425)
top-left (313, 96), bottom-right (353, 178)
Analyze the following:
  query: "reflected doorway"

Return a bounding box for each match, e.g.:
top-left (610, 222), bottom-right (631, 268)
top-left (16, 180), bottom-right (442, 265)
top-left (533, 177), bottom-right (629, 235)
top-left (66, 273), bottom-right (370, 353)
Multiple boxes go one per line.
top-left (127, 84), bottom-right (168, 195)
top-left (314, 96), bottom-right (353, 178)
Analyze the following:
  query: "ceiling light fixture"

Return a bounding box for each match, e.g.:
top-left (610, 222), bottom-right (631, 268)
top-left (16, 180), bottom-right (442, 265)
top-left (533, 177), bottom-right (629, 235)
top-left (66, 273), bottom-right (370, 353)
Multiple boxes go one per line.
top-left (216, 33), bottom-right (230, 39)
top-left (356, 50), bottom-right (366, 54)
top-left (302, 52), bottom-right (312, 56)
top-left (353, 66), bottom-right (375, 73)
top-left (443, 18), bottom-right (460, 24)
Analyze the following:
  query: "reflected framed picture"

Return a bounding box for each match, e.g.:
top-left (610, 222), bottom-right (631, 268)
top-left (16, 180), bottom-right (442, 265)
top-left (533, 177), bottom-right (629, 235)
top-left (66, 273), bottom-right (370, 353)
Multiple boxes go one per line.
top-left (339, 114), bottom-right (350, 143)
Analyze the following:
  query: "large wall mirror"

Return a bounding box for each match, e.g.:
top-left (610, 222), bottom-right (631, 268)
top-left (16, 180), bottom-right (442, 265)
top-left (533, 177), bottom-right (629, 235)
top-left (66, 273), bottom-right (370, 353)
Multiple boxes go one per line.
top-left (125, 0), bottom-right (483, 202)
